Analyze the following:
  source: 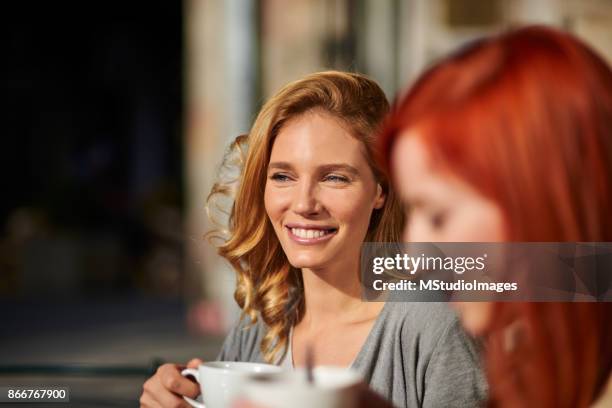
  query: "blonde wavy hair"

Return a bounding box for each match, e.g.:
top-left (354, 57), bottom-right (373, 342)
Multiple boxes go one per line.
top-left (207, 71), bottom-right (403, 363)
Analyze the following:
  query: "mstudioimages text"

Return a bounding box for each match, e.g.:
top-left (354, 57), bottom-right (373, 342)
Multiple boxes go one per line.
top-left (372, 279), bottom-right (518, 293)
top-left (372, 254), bottom-right (487, 275)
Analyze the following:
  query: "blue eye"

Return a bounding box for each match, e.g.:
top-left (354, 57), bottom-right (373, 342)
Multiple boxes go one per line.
top-left (324, 174), bottom-right (350, 183)
top-left (270, 173), bottom-right (292, 182)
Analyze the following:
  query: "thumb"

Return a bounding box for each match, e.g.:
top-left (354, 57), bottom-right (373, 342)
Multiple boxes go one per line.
top-left (186, 358), bottom-right (204, 369)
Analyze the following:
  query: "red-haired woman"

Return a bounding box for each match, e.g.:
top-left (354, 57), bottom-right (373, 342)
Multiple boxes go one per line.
top-left (381, 26), bottom-right (612, 407)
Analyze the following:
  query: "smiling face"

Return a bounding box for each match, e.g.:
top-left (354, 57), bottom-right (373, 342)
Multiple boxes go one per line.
top-left (264, 111), bottom-right (385, 272)
top-left (391, 131), bottom-right (506, 335)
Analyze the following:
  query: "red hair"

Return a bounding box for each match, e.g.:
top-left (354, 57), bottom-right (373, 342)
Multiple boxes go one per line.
top-left (380, 26), bottom-right (612, 407)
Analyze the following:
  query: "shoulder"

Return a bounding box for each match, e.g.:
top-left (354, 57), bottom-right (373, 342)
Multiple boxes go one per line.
top-left (363, 302), bottom-right (472, 368)
top-left (384, 302), bottom-right (482, 364)
top-left (379, 302), bottom-right (461, 341)
top-left (217, 314), bottom-right (268, 363)
top-left (385, 303), bottom-right (487, 406)
top-left (355, 302), bottom-right (487, 407)
top-left (376, 302), bottom-right (483, 375)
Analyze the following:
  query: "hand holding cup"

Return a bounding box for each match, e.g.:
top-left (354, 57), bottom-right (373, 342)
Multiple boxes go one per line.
top-left (140, 358), bottom-right (203, 408)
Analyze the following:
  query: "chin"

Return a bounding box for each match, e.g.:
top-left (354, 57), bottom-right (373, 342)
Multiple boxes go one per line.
top-left (288, 260), bottom-right (320, 269)
top-left (286, 254), bottom-right (326, 270)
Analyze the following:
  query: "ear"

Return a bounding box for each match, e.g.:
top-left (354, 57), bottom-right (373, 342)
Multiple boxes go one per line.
top-left (373, 183), bottom-right (386, 209)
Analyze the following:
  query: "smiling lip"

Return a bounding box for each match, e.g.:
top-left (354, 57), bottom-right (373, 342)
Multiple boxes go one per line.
top-left (285, 224), bottom-right (338, 245)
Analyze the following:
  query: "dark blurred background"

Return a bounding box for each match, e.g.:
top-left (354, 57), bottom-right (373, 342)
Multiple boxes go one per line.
top-left (0, 2), bottom-right (213, 407)
top-left (2, 2), bottom-right (184, 299)
top-left (1, 1), bottom-right (611, 406)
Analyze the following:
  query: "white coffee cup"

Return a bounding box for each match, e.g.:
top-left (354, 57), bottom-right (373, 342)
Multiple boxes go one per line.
top-left (243, 366), bottom-right (362, 408)
top-left (181, 361), bottom-right (283, 408)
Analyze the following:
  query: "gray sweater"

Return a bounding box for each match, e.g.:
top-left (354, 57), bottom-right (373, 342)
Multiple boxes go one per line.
top-left (217, 302), bottom-right (488, 408)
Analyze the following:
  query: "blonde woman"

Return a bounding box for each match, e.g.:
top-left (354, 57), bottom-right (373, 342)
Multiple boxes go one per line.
top-left (140, 71), bottom-right (486, 408)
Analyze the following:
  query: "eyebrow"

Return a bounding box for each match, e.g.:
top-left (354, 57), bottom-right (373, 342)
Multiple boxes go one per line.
top-left (268, 162), bottom-right (360, 176)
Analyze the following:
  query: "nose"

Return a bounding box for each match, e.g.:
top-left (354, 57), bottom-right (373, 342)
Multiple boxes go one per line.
top-left (291, 179), bottom-right (322, 217)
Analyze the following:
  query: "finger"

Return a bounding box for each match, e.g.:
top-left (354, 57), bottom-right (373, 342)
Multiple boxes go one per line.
top-left (186, 358), bottom-right (204, 368)
top-left (150, 387), bottom-right (191, 408)
top-left (139, 391), bottom-right (163, 408)
top-left (160, 365), bottom-right (200, 398)
top-left (141, 379), bottom-right (166, 408)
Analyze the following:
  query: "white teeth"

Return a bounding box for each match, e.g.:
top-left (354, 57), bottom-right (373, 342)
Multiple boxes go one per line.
top-left (290, 228), bottom-right (333, 239)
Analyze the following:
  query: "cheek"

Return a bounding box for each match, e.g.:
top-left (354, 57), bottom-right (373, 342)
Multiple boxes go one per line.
top-left (404, 215), bottom-right (438, 242)
top-left (449, 203), bottom-right (505, 241)
top-left (263, 185), bottom-right (285, 221)
top-left (323, 188), bottom-right (374, 227)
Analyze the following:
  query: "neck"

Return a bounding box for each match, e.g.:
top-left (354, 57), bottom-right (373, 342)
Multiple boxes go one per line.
top-left (593, 375), bottom-right (612, 408)
top-left (299, 259), bottom-right (377, 329)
